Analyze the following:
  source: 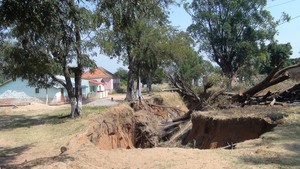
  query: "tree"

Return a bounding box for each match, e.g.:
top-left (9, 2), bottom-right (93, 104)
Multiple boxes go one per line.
top-left (114, 67), bottom-right (128, 86)
top-left (0, 0), bottom-right (97, 117)
top-left (260, 42), bottom-right (292, 74)
top-left (285, 57), bottom-right (300, 67)
top-left (135, 25), bottom-right (172, 92)
top-left (0, 45), bottom-right (8, 84)
top-left (163, 30), bottom-right (207, 86)
top-left (97, 0), bottom-right (174, 101)
top-left (186, 0), bottom-right (277, 90)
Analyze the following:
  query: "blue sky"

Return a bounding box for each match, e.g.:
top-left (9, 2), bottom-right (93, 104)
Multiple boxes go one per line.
top-left (97, 0), bottom-right (300, 73)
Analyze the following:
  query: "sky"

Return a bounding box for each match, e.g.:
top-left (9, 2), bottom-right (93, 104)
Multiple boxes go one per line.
top-left (96, 0), bottom-right (300, 73)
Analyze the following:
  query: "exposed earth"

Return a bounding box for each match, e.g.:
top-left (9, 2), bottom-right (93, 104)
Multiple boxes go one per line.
top-left (0, 93), bottom-right (299, 169)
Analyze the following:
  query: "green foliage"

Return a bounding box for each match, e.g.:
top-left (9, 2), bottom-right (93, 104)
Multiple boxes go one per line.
top-left (113, 88), bottom-right (125, 94)
top-left (97, 0), bottom-right (175, 100)
top-left (114, 67), bottom-right (128, 86)
top-left (285, 58), bottom-right (300, 67)
top-left (163, 31), bottom-right (211, 85)
top-left (136, 24), bottom-right (173, 88)
top-left (152, 68), bottom-right (166, 84)
top-left (260, 42), bottom-right (292, 73)
top-left (0, 45), bottom-right (8, 84)
top-left (186, 0), bottom-right (277, 81)
top-left (0, 0), bottom-right (97, 89)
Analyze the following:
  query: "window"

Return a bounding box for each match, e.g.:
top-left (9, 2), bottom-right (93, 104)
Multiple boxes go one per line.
top-left (35, 88), bottom-right (39, 94)
top-left (90, 86), bottom-right (95, 92)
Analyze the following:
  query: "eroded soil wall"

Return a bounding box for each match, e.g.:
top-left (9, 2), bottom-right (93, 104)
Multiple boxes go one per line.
top-left (182, 114), bottom-right (277, 149)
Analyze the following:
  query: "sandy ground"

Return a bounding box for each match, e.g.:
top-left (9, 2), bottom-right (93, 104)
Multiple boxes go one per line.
top-left (0, 93), bottom-right (299, 169)
top-left (37, 147), bottom-right (232, 169)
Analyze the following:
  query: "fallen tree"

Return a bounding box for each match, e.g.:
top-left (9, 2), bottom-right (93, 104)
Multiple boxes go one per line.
top-left (233, 61), bottom-right (300, 105)
top-left (167, 73), bottom-right (224, 110)
top-left (168, 61), bottom-right (300, 110)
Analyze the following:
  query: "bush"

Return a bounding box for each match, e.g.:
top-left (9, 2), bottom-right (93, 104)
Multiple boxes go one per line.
top-left (113, 88), bottom-right (125, 94)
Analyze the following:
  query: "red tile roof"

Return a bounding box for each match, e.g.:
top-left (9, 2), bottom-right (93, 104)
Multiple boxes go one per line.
top-left (82, 67), bottom-right (116, 79)
top-left (89, 80), bottom-right (105, 85)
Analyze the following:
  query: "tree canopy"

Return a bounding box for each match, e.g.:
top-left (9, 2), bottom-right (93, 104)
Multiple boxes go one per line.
top-left (186, 0), bottom-right (277, 89)
top-left (96, 0), bottom-right (175, 100)
top-left (0, 0), bottom-right (98, 117)
top-left (262, 42), bottom-right (293, 73)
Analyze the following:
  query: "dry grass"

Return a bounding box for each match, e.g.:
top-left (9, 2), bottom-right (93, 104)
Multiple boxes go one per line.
top-left (226, 106), bottom-right (300, 169)
top-left (154, 92), bottom-right (189, 112)
top-left (0, 105), bottom-right (108, 165)
top-left (0, 94), bottom-right (299, 168)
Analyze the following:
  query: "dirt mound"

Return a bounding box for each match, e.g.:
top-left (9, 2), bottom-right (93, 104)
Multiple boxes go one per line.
top-left (182, 112), bottom-right (277, 149)
top-left (67, 104), bottom-right (135, 150)
top-left (66, 92), bottom-right (188, 151)
top-left (67, 92), bottom-right (279, 153)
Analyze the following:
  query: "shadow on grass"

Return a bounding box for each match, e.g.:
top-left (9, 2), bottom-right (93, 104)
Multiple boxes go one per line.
top-left (0, 106), bottom-right (108, 130)
top-left (1, 154), bottom-right (75, 169)
top-left (239, 123), bottom-right (300, 168)
top-left (0, 113), bottom-right (69, 130)
top-left (0, 145), bottom-right (32, 165)
top-left (240, 154), bottom-right (300, 167)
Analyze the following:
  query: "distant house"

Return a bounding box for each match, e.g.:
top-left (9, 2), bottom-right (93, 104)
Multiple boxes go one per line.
top-left (82, 67), bottom-right (120, 94)
top-left (0, 76), bottom-right (108, 104)
top-left (0, 78), bottom-right (68, 104)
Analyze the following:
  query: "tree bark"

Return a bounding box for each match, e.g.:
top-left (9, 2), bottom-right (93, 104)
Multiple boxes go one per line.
top-left (147, 71), bottom-right (152, 92)
top-left (136, 64), bottom-right (142, 99)
top-left (125, 47), bottom-right (135, 101)
top-left (72, 7), bottom-right (84, 117)
top-left (74, 68), bottom-right (83, 116)
top-left (233, 61), bottom-right (284, 103)
top-left (233, 61), bottom-right (300, 104)
top-left (45, 88), bottom-right (48, 105)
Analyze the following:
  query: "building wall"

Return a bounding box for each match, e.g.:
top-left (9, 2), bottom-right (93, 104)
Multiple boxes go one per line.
top-left (102, 78), bottom-right (113, 93)
top-left (0, 78), bottom-right (63, 103)
top-left (81, 79), bottom-right (90, 98)
top-left (113, 78), bottom-right (120, 89)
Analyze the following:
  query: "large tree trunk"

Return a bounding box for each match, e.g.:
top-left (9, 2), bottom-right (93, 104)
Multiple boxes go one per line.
top-left (70, 97), bottom-right (77, 117)
top-left (74, 69), bottom-right (83, 116)
top-left (72, 12), bottom-right (83, 117)
top-left (233, 61), bottom-right (300, 104)
top-left (147, 71), bottom-right (152, 92)
top-left (136, 65), bottom-right (142, 99)
top-left (125, 49), bottom-right (135, 101)
top-left (45, 88), bottom-right (48, 105)
top-left (225, 72), bottom-right (237, 91)
top-left (126, 65), bottom-right (135, 101)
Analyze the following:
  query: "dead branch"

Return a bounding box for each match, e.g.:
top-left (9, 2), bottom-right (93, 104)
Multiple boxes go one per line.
top-left (159, 110), bottom-right (193, 140)
top-left (273, 63), bottom-right (300, 79)
top-left (206, 89), bottom-right (224, 104)
top-left (171, 110), bottom-right (193, 123)
top-left (234, 61), bottom-right (300, 104)
top-left (234, 61), bottom-right (284, 101)
top-left (221, 143), bottom-right (237, 149)
top-left (167, 73), bottom-right (202, 104)
top-left (168, 61), bottom-right (300, 109)
top-left (148, 103), bottom-right (184, 112)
